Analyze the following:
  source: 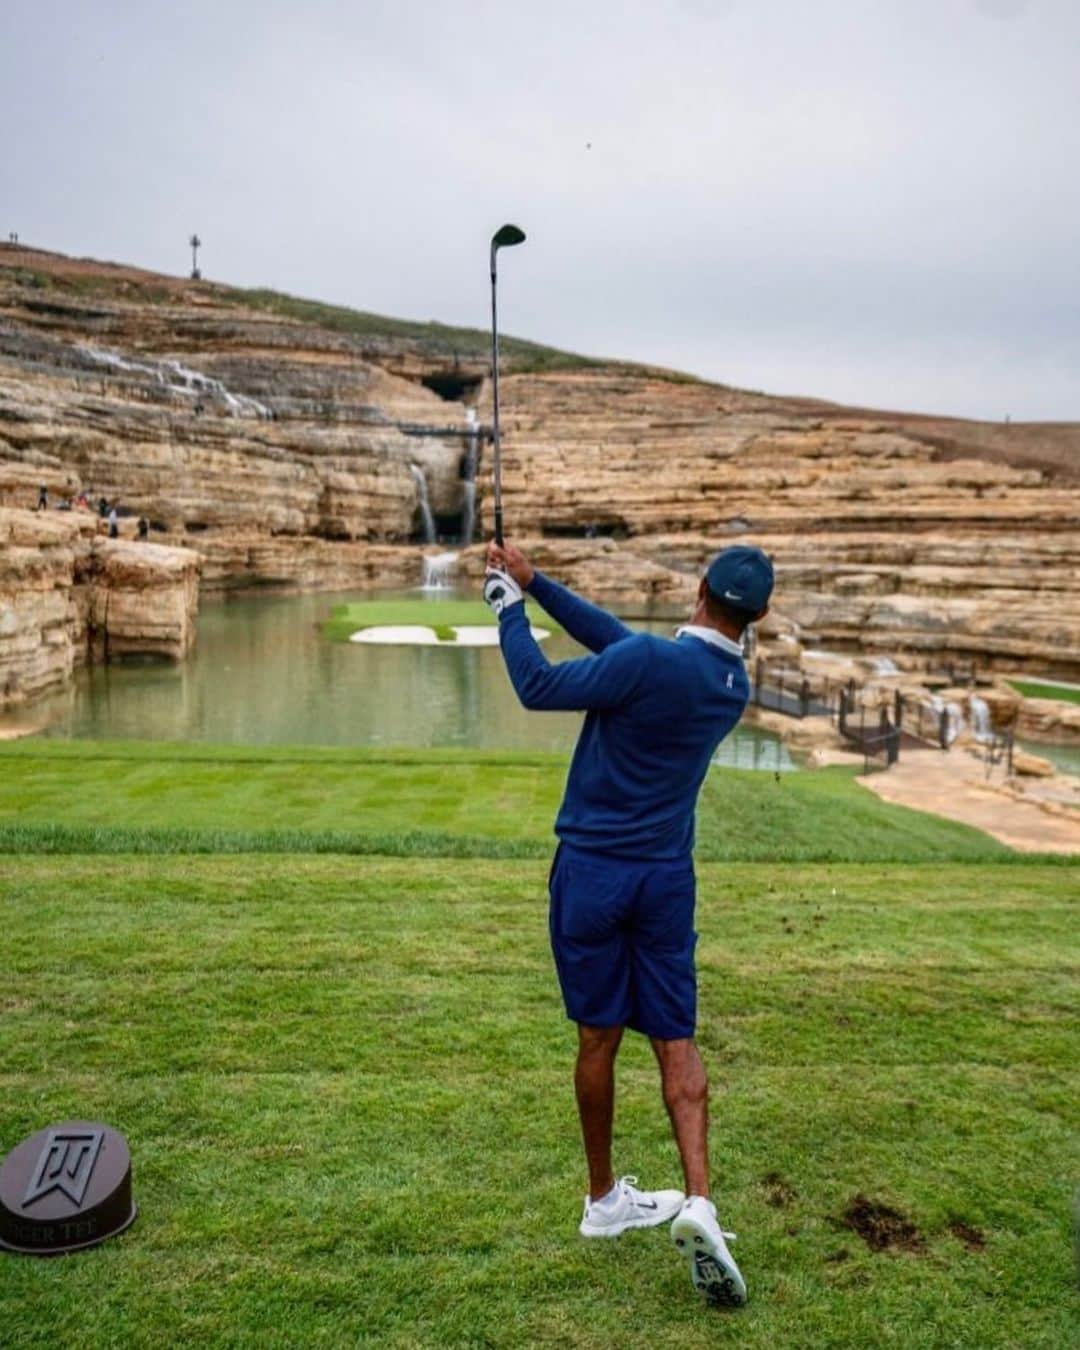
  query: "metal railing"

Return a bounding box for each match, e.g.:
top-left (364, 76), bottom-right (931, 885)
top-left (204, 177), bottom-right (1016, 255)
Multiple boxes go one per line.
top-left (976, 729), bottom-right (1015, 779)
top-left (751, 660), bottom-right (839, 720)
top-left (838, 689), bottom-right (901, 771)
top-left (893, 690), bottom-right (951, 748)
top-left (749, 664), bottom-right (1016, 774)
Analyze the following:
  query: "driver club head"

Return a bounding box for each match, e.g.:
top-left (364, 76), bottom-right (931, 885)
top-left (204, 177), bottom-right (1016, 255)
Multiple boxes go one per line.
top-left (491, 224), bottom-right (526, 277)
top-left (492, 224), bottom-right (526, 250)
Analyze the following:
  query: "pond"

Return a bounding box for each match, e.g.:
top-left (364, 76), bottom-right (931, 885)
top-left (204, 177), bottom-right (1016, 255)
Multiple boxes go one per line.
top-left (1017, 739), bottom-right (1080, 779)
top-left (8, 589), bottom-right (799, 769)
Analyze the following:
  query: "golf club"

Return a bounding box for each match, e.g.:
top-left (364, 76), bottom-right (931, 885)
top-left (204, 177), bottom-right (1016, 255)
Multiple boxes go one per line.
top-left (489, 223), bottom-right (526, 547)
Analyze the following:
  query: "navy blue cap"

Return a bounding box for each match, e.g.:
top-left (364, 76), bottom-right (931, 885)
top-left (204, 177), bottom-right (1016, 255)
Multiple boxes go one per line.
top-left (705, 546), bottom-right (774, 614)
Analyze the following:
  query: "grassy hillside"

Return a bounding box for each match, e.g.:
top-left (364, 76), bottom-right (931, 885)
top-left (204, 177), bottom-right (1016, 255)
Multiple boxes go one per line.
top-left (4, 245), bottom-right (1080, 472)
top-left (238, 287), bottom-right (602, 375)
top-left (0, 249), bottom-right (602, 377)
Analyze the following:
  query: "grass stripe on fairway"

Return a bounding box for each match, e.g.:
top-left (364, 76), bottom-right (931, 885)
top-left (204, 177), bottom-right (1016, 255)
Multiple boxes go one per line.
top-left (0, 823), bottom-right (549, 858)
top-left (0, 740), bottom-right (1038, 862)
top-left (0, 856), bottom-right (1076, 1347)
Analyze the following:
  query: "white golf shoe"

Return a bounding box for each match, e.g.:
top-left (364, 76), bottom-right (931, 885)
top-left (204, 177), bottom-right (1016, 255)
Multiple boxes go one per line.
top-left (671, 1196), bottom-right (747, 1307)
top-left (579, 1175), bottom-right (685, 1238)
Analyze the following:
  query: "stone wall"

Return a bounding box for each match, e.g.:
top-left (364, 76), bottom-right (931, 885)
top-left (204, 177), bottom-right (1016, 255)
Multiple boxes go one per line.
top-left (0, 509), bottom-right (88, 705)
top-left (87, 540), bottom-right (200, 662)
top-left (1016, 698), bottom-right (1080, 747)
top-left (0, 508), bottom-right (200, 708)
top-left (196, 534), bottom-right (436, 594)
top-left (453, 538), bottom-right (696, 610)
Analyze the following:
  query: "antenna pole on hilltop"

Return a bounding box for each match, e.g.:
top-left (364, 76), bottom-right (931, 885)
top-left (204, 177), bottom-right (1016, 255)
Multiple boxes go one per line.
top-left (189, 234), bottom-right (202, 280)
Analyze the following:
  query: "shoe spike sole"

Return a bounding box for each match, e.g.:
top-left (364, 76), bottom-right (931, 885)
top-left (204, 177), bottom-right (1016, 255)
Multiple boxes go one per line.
top-left (673, 1233), bottom-right (746, 1308)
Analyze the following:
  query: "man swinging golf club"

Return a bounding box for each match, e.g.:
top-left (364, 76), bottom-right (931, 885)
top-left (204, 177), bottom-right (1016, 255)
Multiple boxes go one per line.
top-left (482, 539), bottom-right (774, 1308)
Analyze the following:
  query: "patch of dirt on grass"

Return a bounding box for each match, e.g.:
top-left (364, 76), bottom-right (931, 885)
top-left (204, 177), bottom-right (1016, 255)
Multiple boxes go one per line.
top-left (841, 1194), bottom-right (926, 1254)
top-left (761, 1171), bottom-right (798, 1208)
top-left (948, 1219), bottom-right (986, 1252)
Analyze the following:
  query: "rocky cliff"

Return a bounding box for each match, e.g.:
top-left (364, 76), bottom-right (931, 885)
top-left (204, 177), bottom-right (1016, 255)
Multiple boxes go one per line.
top-left (492, 371), bottom-right (1078, 674)
top-left (0, 507), bottom-right (199, 707)
top-left (1, 241), bottom-right (1078, 706)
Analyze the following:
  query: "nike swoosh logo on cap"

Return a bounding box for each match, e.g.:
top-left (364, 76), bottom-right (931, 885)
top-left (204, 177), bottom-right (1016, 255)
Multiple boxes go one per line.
top-left (723, 590), bottom-right (743, 602)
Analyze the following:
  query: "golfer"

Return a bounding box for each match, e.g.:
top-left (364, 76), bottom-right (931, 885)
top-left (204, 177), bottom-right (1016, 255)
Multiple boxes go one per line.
top-left (483, 540), bottom-right (774, 1309)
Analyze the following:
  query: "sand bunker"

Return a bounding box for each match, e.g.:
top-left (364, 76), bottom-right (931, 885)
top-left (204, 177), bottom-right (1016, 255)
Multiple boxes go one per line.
top-left (349, 624), bottom-right (550, 647)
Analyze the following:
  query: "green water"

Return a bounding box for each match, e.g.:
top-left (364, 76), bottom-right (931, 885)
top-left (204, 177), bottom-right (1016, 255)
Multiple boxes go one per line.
top-left (6, 589), bottom-right (797, 768)
top-left (1017, 739), bottom-right (1080, 779)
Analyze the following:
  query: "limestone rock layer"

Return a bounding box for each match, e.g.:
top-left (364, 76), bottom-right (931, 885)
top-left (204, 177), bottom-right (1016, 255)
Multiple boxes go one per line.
top-left (0, 507), bottom-right (199, 707)
top-left (2, 242), bottom-right (1078, 699)
top-left (490, 371), bottom-right (1078, 675)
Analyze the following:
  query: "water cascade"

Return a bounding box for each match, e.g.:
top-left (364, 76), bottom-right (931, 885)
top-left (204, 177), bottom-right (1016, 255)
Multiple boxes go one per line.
top-left (969, 695), bottom-right (993, 742)
top-left (929, 695), bottom-right (965, 746)
top-left (421, 552), bottom-right (458, 590)
top-left (409, 464), bottom-right (437, 544)
top-left (460, 408), bottom-right (480, 545)
top-left (870, 656), bottom-right (900, 676)
top-left (78, 344), bottom-right (271, 418)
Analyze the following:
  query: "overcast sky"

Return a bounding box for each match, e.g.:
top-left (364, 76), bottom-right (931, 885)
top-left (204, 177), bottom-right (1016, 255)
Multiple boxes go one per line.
top-left (3, 0), bottom-right (1078, 419)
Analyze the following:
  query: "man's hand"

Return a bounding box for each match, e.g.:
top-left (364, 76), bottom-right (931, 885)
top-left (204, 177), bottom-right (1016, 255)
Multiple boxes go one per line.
top-left (482, 568), bottom-right (524, 618)
top-left (487, 540), bottom-right (535, 588)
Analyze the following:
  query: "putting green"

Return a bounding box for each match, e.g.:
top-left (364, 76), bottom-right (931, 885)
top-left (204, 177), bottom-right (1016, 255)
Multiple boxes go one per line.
top-left (324, 599), bottom-right (561, 644)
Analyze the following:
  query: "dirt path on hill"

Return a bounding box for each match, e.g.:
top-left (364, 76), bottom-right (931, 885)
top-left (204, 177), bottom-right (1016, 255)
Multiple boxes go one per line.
top-left (860, 750), bottom-right (1080, 853)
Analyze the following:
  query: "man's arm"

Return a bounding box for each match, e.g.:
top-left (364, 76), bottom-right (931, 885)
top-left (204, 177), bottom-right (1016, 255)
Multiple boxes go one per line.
top-left (498, 603), bottom-right (648, 711)
top-left (487, 541), bottom-right (632, 653)
top-left (525, 570), bottom-right (634, 654)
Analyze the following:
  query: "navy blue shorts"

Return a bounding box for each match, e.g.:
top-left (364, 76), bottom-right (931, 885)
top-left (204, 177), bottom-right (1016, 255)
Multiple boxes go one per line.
top-left (548, 843), bottom-right (697, 1041)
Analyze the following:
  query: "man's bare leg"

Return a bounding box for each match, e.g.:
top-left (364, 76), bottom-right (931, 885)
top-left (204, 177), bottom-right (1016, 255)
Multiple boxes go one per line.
top-left (575, 1023), bottom-right (625, 1200)
top-left (651, 1036), bottom-right (710, 1198)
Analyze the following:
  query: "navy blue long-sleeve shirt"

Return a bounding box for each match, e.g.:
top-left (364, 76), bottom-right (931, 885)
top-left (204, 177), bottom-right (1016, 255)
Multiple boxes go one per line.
top-left (498, 570), bottom-right (750, 859)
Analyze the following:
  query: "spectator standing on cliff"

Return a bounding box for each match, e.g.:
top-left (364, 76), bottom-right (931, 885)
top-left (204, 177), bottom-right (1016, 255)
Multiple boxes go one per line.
top-left (482, 539), bottom-right (774, 1310)
top-left (98, 497), bottom-right (108, 518)
top-left (37, 484), bottom-right (48, 511)
top-left (137, 517), bottom-right (149, 540)
top-left (108, 506), bottom-right (119, 539)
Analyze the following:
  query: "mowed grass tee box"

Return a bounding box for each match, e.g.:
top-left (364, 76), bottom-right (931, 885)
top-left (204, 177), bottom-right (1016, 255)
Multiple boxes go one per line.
top-left (0, 741), bottom-right (1031, 862)
top-left (0, 742), bottom-right (1076, 1345)
top-left (0, 850), bottom-right (1076, 1346)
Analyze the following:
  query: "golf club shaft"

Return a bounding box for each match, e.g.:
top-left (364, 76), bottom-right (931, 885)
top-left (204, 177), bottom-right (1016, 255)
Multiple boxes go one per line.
top-left (490, 252), bottom-right (504, 548)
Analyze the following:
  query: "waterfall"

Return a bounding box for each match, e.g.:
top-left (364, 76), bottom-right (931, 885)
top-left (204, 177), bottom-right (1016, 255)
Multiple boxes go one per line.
top-left (460, 407), bottom-right (479, 545)
top-left (78, 344), bottom-right (271, 418)
top-left (409, 464), bottom-right (437, 544)
top-left (871, 656), bottom-right (900, 676)
top-left (461, 482), bottom-right (477, 547)
top-left (969, 695), bottom-right (992, 742)
top-left (928, 695), bottom-right (965, 746)
top-left (421, 551), bottom-right (457, 590)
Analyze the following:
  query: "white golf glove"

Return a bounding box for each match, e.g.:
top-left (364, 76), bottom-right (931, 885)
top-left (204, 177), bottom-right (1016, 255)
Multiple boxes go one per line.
top-left (483, 568), bottom-right (524, 618)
